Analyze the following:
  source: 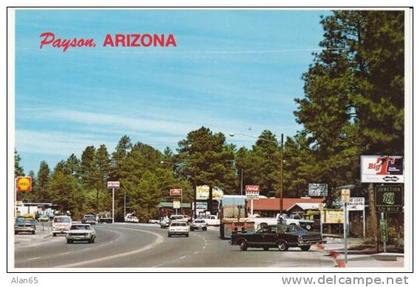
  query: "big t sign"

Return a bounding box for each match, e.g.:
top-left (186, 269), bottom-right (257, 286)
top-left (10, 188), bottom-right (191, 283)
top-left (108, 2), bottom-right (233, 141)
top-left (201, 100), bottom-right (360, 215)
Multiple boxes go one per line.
top-left (360, 156), bottom-right (403, 183)
top-left (245, 185), bottom-right (260, 200)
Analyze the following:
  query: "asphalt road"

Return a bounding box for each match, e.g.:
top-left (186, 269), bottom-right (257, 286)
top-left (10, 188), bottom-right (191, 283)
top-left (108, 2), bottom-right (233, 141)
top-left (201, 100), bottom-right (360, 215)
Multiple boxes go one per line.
top-left (15, 223), bottom-right (334, 268)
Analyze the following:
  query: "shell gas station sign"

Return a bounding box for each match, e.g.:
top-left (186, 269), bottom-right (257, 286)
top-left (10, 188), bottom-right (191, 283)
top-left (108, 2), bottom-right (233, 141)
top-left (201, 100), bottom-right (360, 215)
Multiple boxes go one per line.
top-left (16, 176), bottom-right (32, 192)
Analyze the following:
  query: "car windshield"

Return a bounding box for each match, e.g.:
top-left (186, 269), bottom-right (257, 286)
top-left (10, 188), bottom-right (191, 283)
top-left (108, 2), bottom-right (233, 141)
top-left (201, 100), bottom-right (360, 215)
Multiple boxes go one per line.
top-left (71, 225), bottom-right (90, 230)
top-left (54, 217), bottom-right (71, 223)
top-left (84, 215), bottom-right (95, 220)
top-left (171, 222), bottom-right (186, 226)
top-left (287, 225), bottom-right (306, 233)
top-left (15, 218), bottom-right (25, 224)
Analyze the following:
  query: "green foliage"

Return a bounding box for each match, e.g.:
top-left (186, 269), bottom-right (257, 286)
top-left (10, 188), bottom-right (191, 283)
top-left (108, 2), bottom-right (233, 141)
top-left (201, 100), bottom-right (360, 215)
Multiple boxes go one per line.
top-left (15, 150), bottom-right (25, 177)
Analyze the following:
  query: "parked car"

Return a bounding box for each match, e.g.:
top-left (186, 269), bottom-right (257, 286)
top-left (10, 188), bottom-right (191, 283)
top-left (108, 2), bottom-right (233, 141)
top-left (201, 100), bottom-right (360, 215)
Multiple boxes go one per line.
top-left (160, 217), bottom-right (170, 228)
top-left (231, 223), bottom-right (322, 251)
top-left (15, 217), bottom-right (36, 234)
top-left (204, 214), bottom-right (220, 226)
top-left (52, 215), bottom-right (72, 236)
top-left (168, 221), bottom-right (189, 237)
top-left (81, 213), bottom-right (97, 225)
top-left (97, 212), bottom-right (113, 223)
top-left (124, 213), bottom-right (139, 223)
top-left (148, 219), bottom-right (160, 224)
top-left (169, 214), bottom-right (189, 223)
top-left (190, 218), bottom-right (207, 231)
top-left (66, 224), bottom-right (96, 244)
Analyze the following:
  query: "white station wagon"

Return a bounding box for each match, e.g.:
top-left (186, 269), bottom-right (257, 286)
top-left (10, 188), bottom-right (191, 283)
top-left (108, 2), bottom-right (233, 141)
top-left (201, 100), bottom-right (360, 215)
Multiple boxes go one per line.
top-left (66, 224), bottom-right (96, 244)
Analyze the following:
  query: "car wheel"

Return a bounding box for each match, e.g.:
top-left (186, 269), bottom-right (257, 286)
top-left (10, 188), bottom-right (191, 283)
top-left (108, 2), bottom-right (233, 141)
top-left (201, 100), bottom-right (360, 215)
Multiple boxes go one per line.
top-left (32, 230), bottom-right (35, 235)
top-left (240, 240), bottom-right (248, 251)
top-left (305, 224), bottom-right (312, 231)
top-left (263, 247), bottom-right (269, 251)
top-left (300, 245), bottom-right (311, 251)
top-left (277, 241), bottom-right (288, 251)
top-left (203, 227), bottom-right (207, 231)
top-left (186, 233), bottom-right (189, 237)
top-left (67, 239), bottom-right (72, 244)
top-left (168, 234), bottom-right (171, 237)
top-left (53, 233), bottom-right (56, 237)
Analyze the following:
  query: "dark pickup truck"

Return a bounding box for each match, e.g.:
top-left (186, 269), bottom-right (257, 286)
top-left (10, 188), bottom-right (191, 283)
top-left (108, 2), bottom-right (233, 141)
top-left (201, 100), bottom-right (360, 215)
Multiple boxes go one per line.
top-left (231, 224), bottom-right (322, 251)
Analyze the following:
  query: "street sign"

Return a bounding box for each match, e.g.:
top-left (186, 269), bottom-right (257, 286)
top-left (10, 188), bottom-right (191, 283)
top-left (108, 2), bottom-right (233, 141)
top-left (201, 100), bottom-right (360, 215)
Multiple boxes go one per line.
top-left (361, 155), bottom-right (404, 183)
top-left (170, 188), bottom-right (182, 197)
top-left (16, 176), bottom-right (32, 192)
top-left (341, 189), bottom-right (350, 203)
top-left (323, 209), bottom-right (345, 224)
top-left (245, 185), bottom-right (259, 200)
top-left (173, 201), bottom-right (181, 209)
top-left (347, 197), bottom-right (365, 211)
top-left (308, 183), bottom-right (328, 197)
top-left (375, 185), bottom-right (403, 213)
top-left (107, 181), bottom-right (120, 189)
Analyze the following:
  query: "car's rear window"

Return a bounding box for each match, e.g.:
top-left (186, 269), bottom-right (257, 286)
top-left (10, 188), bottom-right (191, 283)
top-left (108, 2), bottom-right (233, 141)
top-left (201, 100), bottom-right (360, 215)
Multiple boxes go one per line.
top-left (71, 225), bottom-right (90, 230)
top-left (54, 217), bottom-right (71, 223)
top-left (195, 220), bottom-right (205, 223)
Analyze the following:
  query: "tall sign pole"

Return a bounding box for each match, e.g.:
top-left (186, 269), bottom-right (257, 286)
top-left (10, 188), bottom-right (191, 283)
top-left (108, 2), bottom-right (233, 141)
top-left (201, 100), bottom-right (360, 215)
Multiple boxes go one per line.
top-left (107, 181), bottom-right (120, 224)
top-left (280, 133), bottom-right (284, 213)
top-left (341, 188), bottom-right (350, 264)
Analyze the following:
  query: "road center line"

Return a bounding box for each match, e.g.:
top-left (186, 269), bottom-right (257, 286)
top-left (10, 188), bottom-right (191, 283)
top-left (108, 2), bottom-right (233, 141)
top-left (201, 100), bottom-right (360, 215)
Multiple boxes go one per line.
top-left (56, 227), bottom-right (164, 268)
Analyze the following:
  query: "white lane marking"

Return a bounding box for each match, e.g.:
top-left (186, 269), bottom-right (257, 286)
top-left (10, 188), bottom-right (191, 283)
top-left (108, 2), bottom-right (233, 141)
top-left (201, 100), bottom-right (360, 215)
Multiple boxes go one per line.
top-left (56, 227), bottom-right (164, 268)
top-left (193, 251), bottom-right (199, 255)
top-left (26, 257), bottom-right (41, 261)
top-left (179, 256), bottom-right (187, 260)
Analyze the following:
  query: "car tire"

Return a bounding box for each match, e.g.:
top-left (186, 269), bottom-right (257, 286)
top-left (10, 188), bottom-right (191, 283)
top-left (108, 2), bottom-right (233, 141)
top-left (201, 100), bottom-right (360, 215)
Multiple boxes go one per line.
top-left (277, 241), bottom-right (288, 251)
top-left (305, 224), bottom-right (312, 231)
top-left (90, 238), bottom-right (95, 243)
top-left (186, 233), bottom-right (189, 237)
top-left (53, 233), bottom-right (56, 237)
top-left (263, 247), bottom-right (269, 251)
top-left (203, 227), bottom-right (207, 231)
top-left (240, 240), bottom-right (248, 251)
top-left (300, 245), bottom-right (311, 251)
top-left (67, 239), bottom-right (72, 244)
top-left (168, 234), bottom-right (171, 237)
top-left (32, 230), bottom-right (35, 235)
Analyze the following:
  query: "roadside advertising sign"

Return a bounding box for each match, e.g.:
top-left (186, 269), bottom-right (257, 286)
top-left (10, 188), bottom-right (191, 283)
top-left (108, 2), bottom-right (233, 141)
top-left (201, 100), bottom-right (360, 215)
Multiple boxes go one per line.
top-left (170, 188), bottom-right (182, 197)
top-left (245, 185), bottom-right (259, 200)
top-left (360, 155), bottom-right (404, 183)
top-left (308, 183), bottom-right (328, 197)
top-left (375, 184), bottom-right (403, 213)
top-left (380, 219), bottom-right (388, 242)
top-left (173, 201), bottom-right (181, 209)
top-left (194, 202), bottom-right (208, 210)
top-left (16, 176), bottom-right (32, 192)
top-left (107, 181), bottom-right (120, 189)
top-left (347, 197), bottom-right (365, 211)
top-left (341, 189), bottom-right (351, 203)
top-left (323, 210), bottom-right (345, 224)
top-left (196, 185), bottom-right (224, 200)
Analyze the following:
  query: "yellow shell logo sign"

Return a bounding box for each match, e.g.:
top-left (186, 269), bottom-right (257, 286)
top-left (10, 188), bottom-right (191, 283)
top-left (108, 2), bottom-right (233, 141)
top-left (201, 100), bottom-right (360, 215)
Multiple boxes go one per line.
top-left (16, 176), bottom-right (32, 192)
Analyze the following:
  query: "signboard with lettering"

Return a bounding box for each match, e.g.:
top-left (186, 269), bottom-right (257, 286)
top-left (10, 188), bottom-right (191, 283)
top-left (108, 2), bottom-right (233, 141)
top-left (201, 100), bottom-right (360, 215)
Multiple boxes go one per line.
top-left (375, 185), bottom-right (403, 213)
top-left (170, 188), bottom-right (182, 197)
top-left (196, 185), bottom-right (224, 200)
top-left (347, 197), bottom-right (365, 211)
top-left (308, 183), bottom-right (328, 197)
top-left (245, 185), bottom-right (260, 200)
top-left (16, 176), bottom-right (32, 192)
top-left (323, 210), bottom-right (345, 224)
top-left (361, 156), bottom-right (404, 183)
top-left (341, 189), bottom-right (351, 204)
top-left (173, 201), bottom-right (181, 209)
top-left (107, 181), bottom-right (120, 189)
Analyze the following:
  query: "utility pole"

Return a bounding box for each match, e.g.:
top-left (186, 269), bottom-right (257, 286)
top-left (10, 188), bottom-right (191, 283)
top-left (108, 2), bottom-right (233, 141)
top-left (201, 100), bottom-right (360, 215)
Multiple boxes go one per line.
top-left (240, 168), bottom-right (244, 196)
top-left (280, 133), bottom-right (284, 213)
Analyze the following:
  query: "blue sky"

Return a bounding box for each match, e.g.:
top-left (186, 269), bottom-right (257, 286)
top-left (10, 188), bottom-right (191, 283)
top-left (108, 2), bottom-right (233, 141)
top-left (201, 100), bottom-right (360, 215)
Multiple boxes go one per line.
top-left (15, 9), bottom-right (328, 174)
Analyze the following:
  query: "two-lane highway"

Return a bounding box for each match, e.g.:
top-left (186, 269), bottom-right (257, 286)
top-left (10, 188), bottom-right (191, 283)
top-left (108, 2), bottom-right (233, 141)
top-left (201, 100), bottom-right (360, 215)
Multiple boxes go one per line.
top-left (15, 223), bottom-right (334, 268)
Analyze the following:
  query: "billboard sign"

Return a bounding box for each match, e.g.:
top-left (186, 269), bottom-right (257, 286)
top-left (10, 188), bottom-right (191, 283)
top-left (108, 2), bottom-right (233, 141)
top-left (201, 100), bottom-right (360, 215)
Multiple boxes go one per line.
top-left (16, 176), bottom-right (32, 192)
top-left (107, 181), bottom-right (120, 189)
top-left (308, 183), bottom-right (328, 197)
top-left (196, 185), bottom-right (224, 200)
top-left (341, 189), bottom-right (351, 204)
top-left (245, 185), bottom-right (259, 200)
top-left (361, 156), bottom-right (404, 183)
top-left (170, 188), bottom-right (182, 197)
top-left (173, 201), bottom-right (181, 209)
